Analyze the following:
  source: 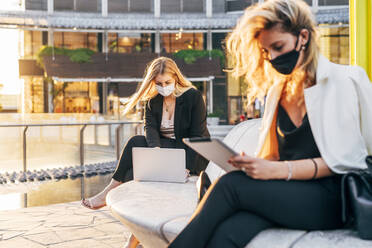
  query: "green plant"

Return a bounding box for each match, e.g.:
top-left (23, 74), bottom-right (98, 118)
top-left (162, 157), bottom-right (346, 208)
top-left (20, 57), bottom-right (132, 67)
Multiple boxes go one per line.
top-left (36, 46), bottom-right (95, 68)
top-left (207, 108), bottom-right (224, 118)
top-left (173, 49), bottom-right (225, 67)
top-left (207, 112), bottom-right (220, 118)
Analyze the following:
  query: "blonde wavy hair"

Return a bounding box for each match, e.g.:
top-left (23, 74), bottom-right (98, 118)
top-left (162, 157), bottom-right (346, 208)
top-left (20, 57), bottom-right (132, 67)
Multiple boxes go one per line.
top-left (123, 57), bottom-right (195, 114)
top-left (226, 0), bottom-right (319, 105)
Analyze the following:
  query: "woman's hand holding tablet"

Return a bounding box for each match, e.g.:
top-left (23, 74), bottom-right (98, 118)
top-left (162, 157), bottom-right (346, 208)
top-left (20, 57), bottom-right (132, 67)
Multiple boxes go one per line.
top-left (182, 137), bottom-right (239, 172)
top-left (229, 152), bottom-right (285, 180)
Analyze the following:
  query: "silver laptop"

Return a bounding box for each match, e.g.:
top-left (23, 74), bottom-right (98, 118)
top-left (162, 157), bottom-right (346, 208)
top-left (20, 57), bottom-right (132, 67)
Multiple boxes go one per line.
top-left (132, 147), bottom-right (187, 183)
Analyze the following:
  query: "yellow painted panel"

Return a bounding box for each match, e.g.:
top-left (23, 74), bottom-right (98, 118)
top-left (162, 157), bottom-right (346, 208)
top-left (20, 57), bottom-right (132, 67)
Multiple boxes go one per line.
top-left (350, 0), bottom-right (372, 80)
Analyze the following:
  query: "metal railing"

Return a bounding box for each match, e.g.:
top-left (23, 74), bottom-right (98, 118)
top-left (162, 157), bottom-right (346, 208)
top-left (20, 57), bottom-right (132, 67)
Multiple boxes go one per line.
top-left (0, 120), bottom-right (143, 208)
top-left (0, 120), bottom-right (143, 173)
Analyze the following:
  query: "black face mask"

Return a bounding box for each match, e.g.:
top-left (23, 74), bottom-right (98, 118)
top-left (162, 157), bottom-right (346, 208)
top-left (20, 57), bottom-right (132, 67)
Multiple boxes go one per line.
top-left (269, 37), bottom-right (301, 75)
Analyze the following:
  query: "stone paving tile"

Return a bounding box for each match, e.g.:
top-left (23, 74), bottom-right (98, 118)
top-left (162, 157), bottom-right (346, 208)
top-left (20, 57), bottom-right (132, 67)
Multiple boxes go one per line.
top-left (55, 227), bottom-right (107, 242)
top-left (0, 230), bottom-right (26, 240)
top-left (95, 233), bottom-right (131, 248)
top-left (93, 222), bottom-right (128, 235)
top-left (0, 236), bottom-right (45, 248)
top-left (26, 232), bottom-right (64, 245)
top-left (45, 215), bottom-right (94, 227)
top-left (48, 238), bottom-right (113, 248)
top-left (0, 201), bottom-right (130, 248)
top-left (0, 220), bottom-right (42, 232)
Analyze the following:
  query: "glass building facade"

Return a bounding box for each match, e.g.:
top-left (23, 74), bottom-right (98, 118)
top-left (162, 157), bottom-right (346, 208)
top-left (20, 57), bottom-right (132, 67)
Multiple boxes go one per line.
top-left (16, 0), bottom-right (350, 123)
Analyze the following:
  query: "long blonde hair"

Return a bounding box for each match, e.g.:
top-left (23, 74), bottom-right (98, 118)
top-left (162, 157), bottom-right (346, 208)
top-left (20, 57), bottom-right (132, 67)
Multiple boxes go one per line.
top-left (123, 57), bottom-right (195, 114)
top-left (226, 0), bottom-right (319, 105)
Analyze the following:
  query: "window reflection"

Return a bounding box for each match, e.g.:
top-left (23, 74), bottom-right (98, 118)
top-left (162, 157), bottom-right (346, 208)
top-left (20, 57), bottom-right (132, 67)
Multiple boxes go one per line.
top-left (161, 33), bottom-right (204, 53)
top-left (318, 0), bottom-right (348, 6)
top-left (53, 81), bottom-right (99, 113)
top-left (24, 30), bottom-right (45, 58)
top-left (54, 0), bottom-right (101, 12)
top-left (225, 0), bottom-right (258, 12)
top-left (108, 0), bottom-right (151, 13)
top-left (54, 32), bottom-right (98, 51)
top-left (108, 33), bottom-right (152, 53)
top-left (319, 25), bottom-right (349, 65)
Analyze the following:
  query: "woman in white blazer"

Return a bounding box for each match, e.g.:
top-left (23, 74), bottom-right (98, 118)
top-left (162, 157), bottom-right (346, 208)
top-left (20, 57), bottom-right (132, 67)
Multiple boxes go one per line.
top-left (168, 0), bottom-right (372, 247)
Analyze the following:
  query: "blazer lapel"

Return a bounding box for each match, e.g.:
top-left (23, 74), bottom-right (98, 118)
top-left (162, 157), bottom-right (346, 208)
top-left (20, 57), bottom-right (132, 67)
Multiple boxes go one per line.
top-left (174, 95), bottom-right (184, 139)
top-left (151, 94), bottom-right (163, 128)
top-left (255, 81), bottom-right (284, 159)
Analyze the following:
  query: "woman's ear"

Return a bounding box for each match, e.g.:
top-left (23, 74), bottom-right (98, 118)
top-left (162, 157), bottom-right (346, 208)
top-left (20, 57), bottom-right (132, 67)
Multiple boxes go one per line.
top-left (299, 29), bottom-right (310, 47)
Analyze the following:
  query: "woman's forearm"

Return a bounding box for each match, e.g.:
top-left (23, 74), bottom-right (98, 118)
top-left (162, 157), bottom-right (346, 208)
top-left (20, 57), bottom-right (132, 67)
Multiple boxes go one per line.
top-left (271, 158), bottom-right (334, 180)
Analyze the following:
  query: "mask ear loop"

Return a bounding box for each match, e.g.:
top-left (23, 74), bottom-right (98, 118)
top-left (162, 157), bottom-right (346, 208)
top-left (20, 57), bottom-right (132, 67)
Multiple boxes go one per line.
top-left (294, 35), bottom-right (301, 52)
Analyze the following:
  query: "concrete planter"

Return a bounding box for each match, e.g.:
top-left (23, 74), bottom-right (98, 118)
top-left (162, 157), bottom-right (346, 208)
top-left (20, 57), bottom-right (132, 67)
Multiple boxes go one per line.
top-left (207, 117), bottom-right (220, 125)
top-left (40, 53), bottom-right (223, 79)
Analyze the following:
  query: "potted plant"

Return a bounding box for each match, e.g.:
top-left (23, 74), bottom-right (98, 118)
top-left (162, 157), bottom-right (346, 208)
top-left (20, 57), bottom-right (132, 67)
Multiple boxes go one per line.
top-left (207, 108), bottom-right (223, 125)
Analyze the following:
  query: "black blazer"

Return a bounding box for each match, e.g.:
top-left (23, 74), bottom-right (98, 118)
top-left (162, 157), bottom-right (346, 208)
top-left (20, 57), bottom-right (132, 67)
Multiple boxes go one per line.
top-left (144, 88), bottom-right (210, 148)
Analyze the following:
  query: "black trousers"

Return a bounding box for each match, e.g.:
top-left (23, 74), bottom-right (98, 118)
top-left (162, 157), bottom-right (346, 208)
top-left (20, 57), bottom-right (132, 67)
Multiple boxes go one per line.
top-left (168, 170), bottom-right (343, 248)
top-left (112, 135), bottom-right (206, 182)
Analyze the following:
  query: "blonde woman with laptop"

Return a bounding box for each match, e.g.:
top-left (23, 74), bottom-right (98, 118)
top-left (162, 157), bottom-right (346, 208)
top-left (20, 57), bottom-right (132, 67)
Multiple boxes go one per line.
top-left (82, 57), bottom-right (209, 247)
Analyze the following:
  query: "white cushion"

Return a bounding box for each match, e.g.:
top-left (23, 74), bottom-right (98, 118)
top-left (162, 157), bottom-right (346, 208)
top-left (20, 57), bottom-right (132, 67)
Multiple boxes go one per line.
top-left (292, 230), bottom-right (372, 248)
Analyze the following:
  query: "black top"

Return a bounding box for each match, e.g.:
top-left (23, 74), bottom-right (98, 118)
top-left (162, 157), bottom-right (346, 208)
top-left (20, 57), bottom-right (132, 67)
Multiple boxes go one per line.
top-left (276, 104), bottom-right (321, 161)
top-left (276, 104), bottom-right (341, 194)
top-left (144, 88), bottom-right (210, 148)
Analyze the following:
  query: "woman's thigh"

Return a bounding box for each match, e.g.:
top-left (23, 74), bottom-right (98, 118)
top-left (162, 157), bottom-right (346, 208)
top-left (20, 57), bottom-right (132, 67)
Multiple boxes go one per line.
top-left (160, 138), bottom-right (177, 148)
top-left (125, 135), bottom-right (148, 148)
top-left (214, 171), bottom-right (343, 230)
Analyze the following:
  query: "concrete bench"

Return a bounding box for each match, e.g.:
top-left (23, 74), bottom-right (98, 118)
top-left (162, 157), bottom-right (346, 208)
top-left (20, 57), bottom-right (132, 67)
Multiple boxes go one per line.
top-left (107, 119), bottom-right (372, 248)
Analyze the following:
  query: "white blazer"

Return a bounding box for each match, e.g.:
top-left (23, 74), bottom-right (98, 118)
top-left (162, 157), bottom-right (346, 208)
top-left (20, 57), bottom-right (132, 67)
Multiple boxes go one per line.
top-left (255, 55), bottom-right (372, 174)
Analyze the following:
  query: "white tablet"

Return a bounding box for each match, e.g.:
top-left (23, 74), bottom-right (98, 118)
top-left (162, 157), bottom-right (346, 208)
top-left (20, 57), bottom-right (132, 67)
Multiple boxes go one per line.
top-left (183, 137), bottom-right (239, 172)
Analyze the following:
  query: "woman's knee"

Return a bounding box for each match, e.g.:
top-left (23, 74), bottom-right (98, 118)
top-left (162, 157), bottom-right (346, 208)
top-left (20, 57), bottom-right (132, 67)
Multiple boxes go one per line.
top-left (127, 135), bottom-right (147, 147)
top-left (216, 170), bottom-right (249, 188)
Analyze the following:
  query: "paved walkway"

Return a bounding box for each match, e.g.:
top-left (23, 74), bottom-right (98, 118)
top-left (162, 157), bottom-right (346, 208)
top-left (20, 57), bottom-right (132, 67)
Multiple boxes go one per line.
top-left (0, 201), bottom-right (131, 248)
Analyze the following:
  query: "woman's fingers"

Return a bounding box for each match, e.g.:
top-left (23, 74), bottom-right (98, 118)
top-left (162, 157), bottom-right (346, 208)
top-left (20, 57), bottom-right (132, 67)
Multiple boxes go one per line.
top-left (230, 154), bottom-right (255, 163)
top-left (228, 153), bottom-right (258, 175)
top-left (230, 161), bottom-right (256, 171)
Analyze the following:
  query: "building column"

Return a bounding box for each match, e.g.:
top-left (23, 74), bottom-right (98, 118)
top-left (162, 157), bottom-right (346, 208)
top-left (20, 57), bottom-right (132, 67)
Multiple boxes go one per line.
top-left (155, 31), bottom-right (161, 53)
top-left (102, 31), bottom-right (108, 53)
top-left (206, 0), bottom-right (212, 18)
top-left (312, 0), bottom-right (318, 13)
top-left (102, 31), bottom-right (109, 115)
top-left (102, 83), bottom-right (108, 115)
top-left (154, 0), bottom-right (161, 17)
top-left (48, 28), bottom-right (54, 46)
top-left (208, 78), bottom-right (213, 114)
top-left (154, 0), bottom-right (161, 53)
top-left (102, 0), bottom-right (108, 17)
top-left (47, 29), bottom-right (54, 113)
top-left (47, 0), bottom-right (54, 14)
top-left (207, 30), bottom-right (212, 51)
top-left (350, 0), bottom-right (372, 80)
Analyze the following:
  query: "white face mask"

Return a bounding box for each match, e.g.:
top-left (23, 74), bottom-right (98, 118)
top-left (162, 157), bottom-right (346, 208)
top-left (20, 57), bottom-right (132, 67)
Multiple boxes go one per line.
top-left (156, 84), bottom-right (175, 97)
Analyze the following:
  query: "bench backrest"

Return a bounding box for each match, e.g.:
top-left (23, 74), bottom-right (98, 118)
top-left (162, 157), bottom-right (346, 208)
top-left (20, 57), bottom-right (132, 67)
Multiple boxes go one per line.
top-left (205, 119), bottom-right (262, 183)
